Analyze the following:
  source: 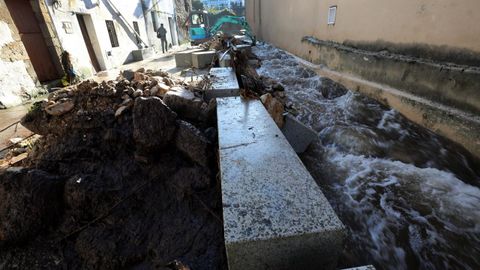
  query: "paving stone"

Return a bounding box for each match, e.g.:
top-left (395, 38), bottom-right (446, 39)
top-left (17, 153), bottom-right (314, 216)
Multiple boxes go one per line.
top-left (192, 50), bottom-right (216, 69)
top-left (205, 67), bottom-right (240, 99)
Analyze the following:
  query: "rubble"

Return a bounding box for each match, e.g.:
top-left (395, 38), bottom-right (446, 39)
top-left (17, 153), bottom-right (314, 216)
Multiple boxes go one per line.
top-left (260, 93), bottom-right (285, 128)
top-left (0, 67), bottom-right (226, 269)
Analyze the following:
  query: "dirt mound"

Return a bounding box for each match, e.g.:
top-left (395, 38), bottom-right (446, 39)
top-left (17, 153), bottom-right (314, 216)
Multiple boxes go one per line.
top-left (0, 68), bottom-right (226, 269)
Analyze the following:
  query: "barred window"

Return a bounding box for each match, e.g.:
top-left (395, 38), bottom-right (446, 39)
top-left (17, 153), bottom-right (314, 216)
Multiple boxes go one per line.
top-left (106, 20), bottom-right (119, 47)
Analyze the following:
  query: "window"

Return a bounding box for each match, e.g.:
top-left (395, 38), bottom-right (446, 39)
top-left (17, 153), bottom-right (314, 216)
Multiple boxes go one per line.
top-left (105, 20), bottom-right (119, 47)
top-left (328, 6), bottom-right (337, 25)
top-left (133, 21), bottom-right (141, 45)
top-left (151, 11), bottom-right (158, 30)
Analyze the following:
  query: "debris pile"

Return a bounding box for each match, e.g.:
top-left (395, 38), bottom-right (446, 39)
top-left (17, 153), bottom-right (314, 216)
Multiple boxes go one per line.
top-left (0, 68), bottom-right (226, 270)
top-left (200, 34), bottom-right (288, 127)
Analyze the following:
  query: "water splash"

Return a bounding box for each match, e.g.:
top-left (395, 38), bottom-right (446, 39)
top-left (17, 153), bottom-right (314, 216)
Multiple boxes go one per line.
top-left (254, 43), bottom-right (480, 270)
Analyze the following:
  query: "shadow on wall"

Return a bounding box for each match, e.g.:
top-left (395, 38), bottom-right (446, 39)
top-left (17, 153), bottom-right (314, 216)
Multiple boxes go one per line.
top-left (101, 0), bottom-right (144, 49)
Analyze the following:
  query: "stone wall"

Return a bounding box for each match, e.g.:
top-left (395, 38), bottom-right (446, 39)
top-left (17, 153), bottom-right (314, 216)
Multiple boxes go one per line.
top-left (0, 0), bottom-right (39, 108)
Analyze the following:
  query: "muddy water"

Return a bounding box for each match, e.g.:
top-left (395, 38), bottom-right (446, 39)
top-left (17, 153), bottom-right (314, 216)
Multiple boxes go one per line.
top-left (254, 43), bottom-right (480, 270)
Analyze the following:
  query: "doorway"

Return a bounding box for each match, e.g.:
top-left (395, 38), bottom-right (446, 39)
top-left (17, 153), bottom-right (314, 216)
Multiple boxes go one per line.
top-left (5, 0), bottom-right (60, 82)
top-left (77, 14), bottom-right (101, 73)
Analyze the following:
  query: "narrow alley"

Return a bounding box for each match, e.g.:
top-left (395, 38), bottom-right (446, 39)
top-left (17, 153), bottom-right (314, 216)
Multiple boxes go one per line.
top-left (0, 1), bottom-right (479, 270)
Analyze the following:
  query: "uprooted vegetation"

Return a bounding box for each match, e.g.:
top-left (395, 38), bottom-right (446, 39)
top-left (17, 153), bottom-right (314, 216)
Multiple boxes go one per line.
top-left (0, 68), bottom-right (226, 269)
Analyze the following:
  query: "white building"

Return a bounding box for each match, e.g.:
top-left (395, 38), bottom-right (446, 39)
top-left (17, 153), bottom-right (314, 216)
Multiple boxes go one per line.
top-left (0, 0), bottom-right (181, 108)
top-left (45, 0), bottom-right (179, 79)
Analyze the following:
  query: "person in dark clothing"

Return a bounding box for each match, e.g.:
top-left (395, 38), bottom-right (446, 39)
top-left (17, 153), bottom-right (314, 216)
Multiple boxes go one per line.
top-left (157, 24), bottom-right (168, 53)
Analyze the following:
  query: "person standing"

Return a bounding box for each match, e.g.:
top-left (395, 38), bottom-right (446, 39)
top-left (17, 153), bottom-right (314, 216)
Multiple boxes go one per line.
top-left (157, 24), bottom-right (168, 53)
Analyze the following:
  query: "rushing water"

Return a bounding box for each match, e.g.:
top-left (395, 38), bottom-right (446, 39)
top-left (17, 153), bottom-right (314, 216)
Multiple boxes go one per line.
top-left (254, 43), bottom-right (480, 270)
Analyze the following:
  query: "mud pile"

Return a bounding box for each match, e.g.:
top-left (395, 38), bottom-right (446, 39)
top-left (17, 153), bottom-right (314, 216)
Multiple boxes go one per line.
top-left (0, 68), bottom-right (226, 269)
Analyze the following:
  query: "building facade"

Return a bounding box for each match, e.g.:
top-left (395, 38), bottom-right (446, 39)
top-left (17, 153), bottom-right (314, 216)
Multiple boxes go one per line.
top-left (0, 0), bottom-right (180, 108)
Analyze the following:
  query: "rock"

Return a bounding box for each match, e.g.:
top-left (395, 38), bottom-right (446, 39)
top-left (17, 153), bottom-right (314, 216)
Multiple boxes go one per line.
top-left (149, 70), bottom-right (169, 77)
top-left (158, 83), bottom-right (171, 94)
top-left (163, 87), bottom-right (204, 120)
top-left (136, 68), bottom-right (145, 73)
top-left (133, 97), bottom-right (177, 150)
top-left (133, 72), bottom-right (146, 82)
top-left (0, 169), bottom-right (64, 245)
top-left (45, 99), bottom-right (75, 116)
top-left (175, 120), bottom-right (212, 168)
top-left (122, 70), bottom-right (135, 81)
top-left (151, 83), bottom-right (170, 97)
top-left (319, 77), bottom-right (348, 99)
top-left (133, 89), bottom-right (143, 98)
top-left (143, 89), bottom-right (151, 96)
top-left (163, 77), bottom-right (175, 86)
top-left (115, 106), bottom-right (129, 117)
top-left (260, 93), bottom-right (285, 128)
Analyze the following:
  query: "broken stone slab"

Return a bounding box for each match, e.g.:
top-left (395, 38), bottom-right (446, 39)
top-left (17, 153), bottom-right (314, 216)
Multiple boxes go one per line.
top-left (175, 120), bottom-right (212, 168)
top-left (162, 86), bottom-right (205, 120)
top-left (133, 97), bottom-right (177, 151)
top-left (192, 50), bottom-right (216, 69)
top-left (175, 48), bottom-right (204, 68)
top-left (234, 44), bottom-right (252, 54)
top-left (281, 114), bottom-right (318, 153)
top-left (217, 97), bottom-right (345, 270)
top-left (205, 67), bottom-right (240, 99)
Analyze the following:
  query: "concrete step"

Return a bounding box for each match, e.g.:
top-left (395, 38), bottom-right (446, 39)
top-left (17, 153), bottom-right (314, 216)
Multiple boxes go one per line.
top-left (281, 114), bottom-right (318, 153)
top-left (192, 50), bottom-right (216, 68)
top-left (205, 67), bottom-right (240, 99)
top-left (174, 48), bottom-right (204, 68)
top-left (217, 96), bottom-right (345, 270)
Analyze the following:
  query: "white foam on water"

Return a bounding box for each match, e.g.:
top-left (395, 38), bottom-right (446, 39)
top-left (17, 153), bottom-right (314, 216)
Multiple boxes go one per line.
top-left (254, 42), bottom-right (480, 269)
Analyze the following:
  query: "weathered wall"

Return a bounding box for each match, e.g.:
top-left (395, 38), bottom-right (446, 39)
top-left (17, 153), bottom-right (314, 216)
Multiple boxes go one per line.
top-left (0, 0), bottom-right (38, 108)
top-left (245, 0), bottom-right (480, 114)
top-left (246, 0), bottom-right (480, 156)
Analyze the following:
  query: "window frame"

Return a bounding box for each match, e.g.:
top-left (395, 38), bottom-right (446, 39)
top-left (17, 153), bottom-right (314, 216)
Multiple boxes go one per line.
top-left (328, 6), bottom-right (337, 25)
top-left (105, 20), bottom-right (119, 47)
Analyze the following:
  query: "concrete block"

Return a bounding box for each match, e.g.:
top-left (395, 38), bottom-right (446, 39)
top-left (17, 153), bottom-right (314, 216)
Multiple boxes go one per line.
top-left (192, 50), bottom-right (216, 69)
top-left (217, 97), bottom-right (345, 270)
top-left (132, 48), bottom-right (154, 61)
top-left (218, 53), bottom-right (232, 67)
top-left (281, 114), bottom-right (318, 153)
top-left (205, 67), bottom-right (240, 99)
top-left (234, 44), bottom-right (252, 54)
top-left (175, 48), bottom-right (204, 68)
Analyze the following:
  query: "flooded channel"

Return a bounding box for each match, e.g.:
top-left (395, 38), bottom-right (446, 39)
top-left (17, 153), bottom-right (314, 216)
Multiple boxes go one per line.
top-left (254, 43), bottom-right (480, 270)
